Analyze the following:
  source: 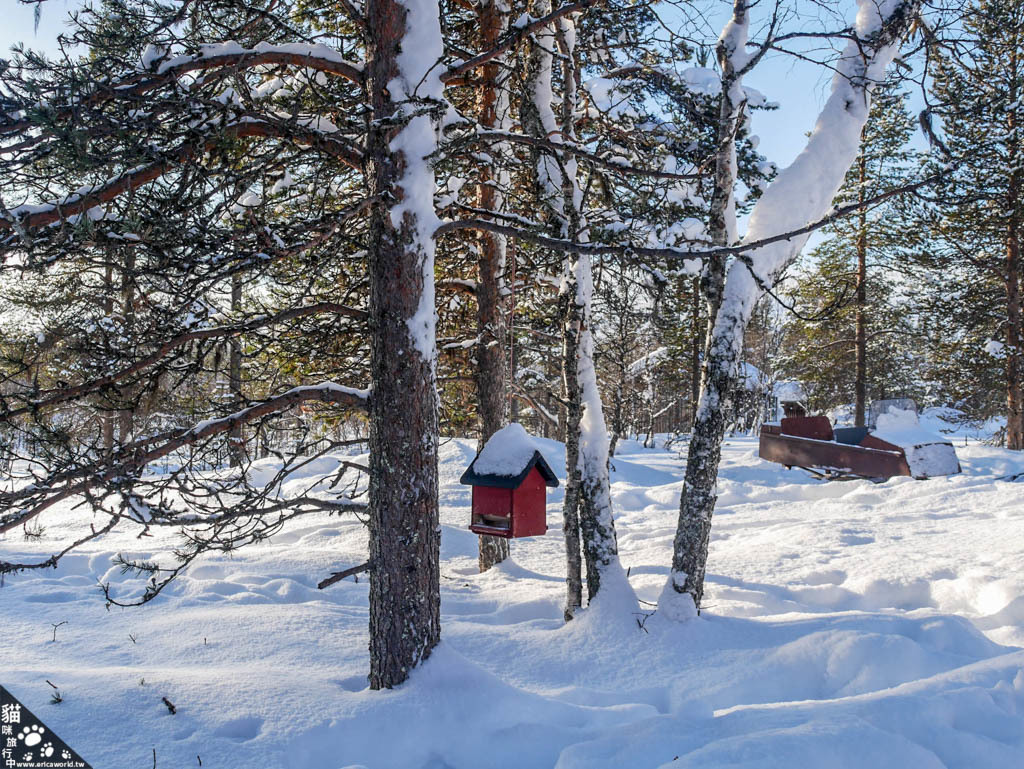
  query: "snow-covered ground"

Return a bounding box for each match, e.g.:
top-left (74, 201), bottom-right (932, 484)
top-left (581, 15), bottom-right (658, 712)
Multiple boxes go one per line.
top-left (3, 428), bottom-right (1024, 768)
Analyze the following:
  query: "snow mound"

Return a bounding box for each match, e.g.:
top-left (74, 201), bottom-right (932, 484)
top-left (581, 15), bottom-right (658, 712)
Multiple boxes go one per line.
top-left (874, 408), bottom-right (960, 478)
top-left (472, 422), bottom-right (543, 477)
top-left (657, 574), bottom-right (699, 621)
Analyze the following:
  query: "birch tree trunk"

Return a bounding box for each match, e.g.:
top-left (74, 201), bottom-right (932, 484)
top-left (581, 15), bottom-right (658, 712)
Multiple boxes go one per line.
top-left (523, 0), bottom-right (582, 616)
top-left (661, 0), bottom-right (922, 617)
top-left (475, 0), bottom-right (512, 572)
top-left (690, 277), bottom-right (701, 425)
top-left (554, 13), bottom-right (633, 609)
top-left (365, 0), bottom-right (443, 688)
top-left (700, 0), bottom-right (747, 331)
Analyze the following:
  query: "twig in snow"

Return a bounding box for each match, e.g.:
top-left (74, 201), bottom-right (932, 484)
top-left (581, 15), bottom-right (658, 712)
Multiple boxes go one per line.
top-left (161, 697), bottom-right (176, 715)
top-left (49, 620), bottom-right (68, 642)
top-left (633, 611), bottom-right (654, 633)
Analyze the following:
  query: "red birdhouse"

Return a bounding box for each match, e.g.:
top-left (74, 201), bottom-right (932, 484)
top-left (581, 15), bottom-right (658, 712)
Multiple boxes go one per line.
top-left (460, 424), bottom-right (559, 539)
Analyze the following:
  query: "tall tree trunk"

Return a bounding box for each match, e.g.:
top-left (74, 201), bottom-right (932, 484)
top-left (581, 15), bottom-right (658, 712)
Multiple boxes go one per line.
top-left (559, 275), bottom-right (585, 617)
top-left (660, 0), bottom-right (749, 619)
top-left (608, 379), bottom-right (623, 457)
top-left (475, 0), bottom-right (511, 572)
top-left (644, 379), bottom-right (655, 448)
top-left (1006, 229), bottom-right (1023, 450)
top-left (524, 0), bottom-right (632, 613)
top-left (573, 249), bottom-right (629, 604)
top-left (557, 18), bottom-right (630, 607)
top-left (100, 258), bottom-right (115, 454)
top-left (365, 0), bottom-right (442, 689)
top-left (855, 143), bottom-right (868, 428)
top-left (523, 0), bottom-right (582, 617)
top-left (700, 0), bottom-right (747, 336)
top-left (690, 276), bottom-right (701, 426)
top-left (1006, 44), bottom-right (1024, 450)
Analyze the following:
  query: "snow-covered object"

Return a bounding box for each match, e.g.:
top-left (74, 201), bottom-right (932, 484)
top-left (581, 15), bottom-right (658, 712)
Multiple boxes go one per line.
top-left (656, 573), bottom-right (699, 621)
top-left (774, 380), bottom-right (806, 402)
top-left (667, 0), bottom-right (923, 618)
top-left (985, 339), bottom-right (1006, 358)
top-left (139, 43), bottom-right (167, 71)
top-left (470, 423), bottom-right (545, 478)
top-left (873, 408), bottom-right (960, 478)
top-left (627, 347), bottom-right (669, 378)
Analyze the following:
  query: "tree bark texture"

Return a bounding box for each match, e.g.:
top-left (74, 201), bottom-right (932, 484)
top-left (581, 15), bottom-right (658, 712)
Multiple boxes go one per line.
top-left (666, 1), bottom-right (749, 610)
top-left (475, 0), bottom-right (512, 571)
top-left (100, 259), bottom-right (116, 454)
top-left (1006, 42), bottom-right (1024, 450)
top-left (691, 276), bottom-right (701, 425)
top-left (855, 145), bottom-right (868, 428)
top-left (1006, 226), bottom-right (1023, 450)
top-left (699, 0), bottom-right (747, 332)
top-left (523, 1), bottom-right (627, 611)
top-left (522, 0), bottom-right (582, 617)
top-left (118, 247), bottom-right (137, 442)
top-left (365, 0), bottom-right (442, 689)
top-left (557, 23), bottom-right (624, 605)
top-left (559, 280), bottom-right (585, 617)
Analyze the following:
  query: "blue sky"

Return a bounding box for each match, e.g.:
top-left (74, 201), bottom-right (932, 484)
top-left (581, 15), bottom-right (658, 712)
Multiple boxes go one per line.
top-left (3, 2), bottom-right (75, 54)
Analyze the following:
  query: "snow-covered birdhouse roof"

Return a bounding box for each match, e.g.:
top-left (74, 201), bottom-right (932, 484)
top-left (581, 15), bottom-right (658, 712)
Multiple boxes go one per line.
top-left (459, 423), bottom-right (559, 489)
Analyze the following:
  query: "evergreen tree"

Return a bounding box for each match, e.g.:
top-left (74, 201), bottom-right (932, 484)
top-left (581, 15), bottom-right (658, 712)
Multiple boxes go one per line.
top-left (914, 0), bottom-right (1024, 445)
top-left (777, 76), bottom-right (919, 421)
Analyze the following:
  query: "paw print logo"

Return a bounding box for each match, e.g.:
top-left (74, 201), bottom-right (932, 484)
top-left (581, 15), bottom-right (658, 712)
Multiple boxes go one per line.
top-left (22, 753), bottom-right (33, 763)
top-left (40, 741), bottom-right (55, 758)
top-left (18, 724), bottom-right (45, 747)
top-left (61, 749), bottom-right (71, 760)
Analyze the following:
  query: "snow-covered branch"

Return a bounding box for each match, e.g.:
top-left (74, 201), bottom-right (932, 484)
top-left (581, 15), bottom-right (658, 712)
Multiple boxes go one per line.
top-left (0, 383), bottom-right (369, 535)
top-left (1, 303), bottom-right (367, 420)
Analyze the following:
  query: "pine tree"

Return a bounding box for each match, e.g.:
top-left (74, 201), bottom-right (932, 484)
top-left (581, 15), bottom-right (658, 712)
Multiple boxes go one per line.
top-left (915, 0), bottom-right (1024, 445)
top-left (778, 77), bottom-right (920, 419)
